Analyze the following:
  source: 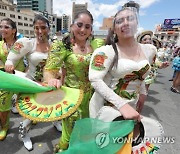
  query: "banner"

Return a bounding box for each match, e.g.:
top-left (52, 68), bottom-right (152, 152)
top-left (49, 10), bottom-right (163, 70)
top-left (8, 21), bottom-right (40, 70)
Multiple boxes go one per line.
top-left (164, 19), bottom-right (180, 25)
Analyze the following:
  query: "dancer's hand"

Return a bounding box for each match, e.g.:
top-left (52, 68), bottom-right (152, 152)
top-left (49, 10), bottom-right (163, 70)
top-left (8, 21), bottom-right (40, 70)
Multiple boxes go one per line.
top-left (48, 79), bottom-right (62, 88)
top-left (136, 94), bottom-right (147, 113)
top-left (119, 103), bottom-right (141, 122)
top-left (159, 61), bottom-right (170, 68)
top-left (5, 64), bottom-right (14, 73)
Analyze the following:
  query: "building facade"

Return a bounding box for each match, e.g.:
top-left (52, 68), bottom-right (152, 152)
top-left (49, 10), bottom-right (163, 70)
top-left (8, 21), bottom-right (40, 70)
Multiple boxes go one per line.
top-left (61, 14), bottom-right (71, 33)
top-left (154, 19), bottom-right (180, 45)
top-left (72, 2), bottom-right (87, 22)
top-left (0, 0), bottom-right (34, 38)
top-left (0, 0), bottom-right (56, 38)
top-left (16, 0), bottom-right (53, 14)
top-left (99, 17), bottom-right (113, 30)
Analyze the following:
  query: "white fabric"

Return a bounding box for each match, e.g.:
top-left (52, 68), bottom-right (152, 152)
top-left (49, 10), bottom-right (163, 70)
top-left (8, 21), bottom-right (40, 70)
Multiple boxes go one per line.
top-left (6, 38), bottom-right (50, 81)
top-left (89, 43), bottom-right (156, 118)
top-left (132, 116), bottom-right (164, 153)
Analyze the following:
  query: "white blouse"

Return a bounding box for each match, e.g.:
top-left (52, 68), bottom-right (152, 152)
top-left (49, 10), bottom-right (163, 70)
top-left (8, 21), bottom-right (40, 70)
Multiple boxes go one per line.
top-left (5, 38), bottom-right (50, 81)
top-left (89, 43), bottom-right (156, 118)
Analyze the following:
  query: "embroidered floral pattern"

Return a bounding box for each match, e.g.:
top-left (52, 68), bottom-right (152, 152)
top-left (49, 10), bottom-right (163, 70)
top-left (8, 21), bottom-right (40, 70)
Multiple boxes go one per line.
top-left (77, 55), bottom-right (84, 62)
top-left (114, 64), bottom-right (150, 100)
top-left (12, 42), bottom-right (24, 54)
top-left (132, 142), bottom-right (159, 154)
top-left (34, 59), bottom-right (46, 82)
top-left (91, 52), bottom-right (107, 70)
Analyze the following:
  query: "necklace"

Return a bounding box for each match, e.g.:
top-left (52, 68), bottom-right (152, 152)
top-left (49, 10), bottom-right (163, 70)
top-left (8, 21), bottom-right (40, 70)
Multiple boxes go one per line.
top-left (79, 45), bottom-right (86, 52)
top-left (75, 43), bottom-right (87, 53)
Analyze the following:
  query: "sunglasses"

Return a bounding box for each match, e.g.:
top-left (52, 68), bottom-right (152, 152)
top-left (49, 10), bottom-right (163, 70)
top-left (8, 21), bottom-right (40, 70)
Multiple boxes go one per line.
top-left (0, 25), bottom-right (12, 29)
top-left (74, 22), bottom-right (92, 30)
top-left (115, 15), bottom-right (135, 24)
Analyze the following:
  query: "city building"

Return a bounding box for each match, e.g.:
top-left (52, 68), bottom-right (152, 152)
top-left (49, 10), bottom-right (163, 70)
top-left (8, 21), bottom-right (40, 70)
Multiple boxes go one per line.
top-left (0, 0), bottom-right (56, 38)
top-left (93, 30), bottom-right (108, 39)
top-left (0, 0), bottom-right (34, 38)
top-left (72, 2), bottom-right (87, 22)
top-left (16, 0), bottom-right (53, 14)
top-left (99, 17), bottom-right (113, 30)
top-left (154, 18), bottom-right (180, 45)
top-left (46, 0), bottom-right (53, 15)
top-left (61, 14), bottom-right (71, 33)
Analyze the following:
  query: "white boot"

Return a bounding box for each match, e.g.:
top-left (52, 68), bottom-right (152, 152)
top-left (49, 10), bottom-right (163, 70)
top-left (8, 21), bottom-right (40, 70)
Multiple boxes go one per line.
top-left (11, 94), bottom-right (19, 114)
top-left (22, 133), bottom-right (33, 151)
top-left (19, 120), bottom-right (33, 151)
top-left (52, 121), bottom-right (62, 132)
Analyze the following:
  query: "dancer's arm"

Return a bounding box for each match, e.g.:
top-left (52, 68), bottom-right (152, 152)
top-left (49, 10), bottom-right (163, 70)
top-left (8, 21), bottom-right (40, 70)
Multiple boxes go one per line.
top-left (89, 45), bottom-right (140, 121)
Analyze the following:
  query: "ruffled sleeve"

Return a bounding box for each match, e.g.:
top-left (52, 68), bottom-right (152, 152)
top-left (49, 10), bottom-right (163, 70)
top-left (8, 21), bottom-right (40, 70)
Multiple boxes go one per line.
top-left (90, 38), bottom-right (105, 51)
top-left (5, 38), bottom-right (33, 66)
top-left (44, 40), bottom-right (69, 71)
top-left (89, 45), bottom-right (127, 110)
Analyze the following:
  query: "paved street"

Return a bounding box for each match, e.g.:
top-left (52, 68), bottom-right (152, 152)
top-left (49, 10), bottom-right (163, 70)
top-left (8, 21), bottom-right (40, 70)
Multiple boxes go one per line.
top-left (0, 65), bottom-right (180, 154)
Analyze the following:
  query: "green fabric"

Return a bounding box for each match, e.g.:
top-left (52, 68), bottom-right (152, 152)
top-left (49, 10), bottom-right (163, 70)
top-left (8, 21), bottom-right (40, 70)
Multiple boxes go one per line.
top-left (0, 41), bottom-right (25, 111)
top-left (0, 70), bottom-right (54, 93)
top-left (17, 86), bottom-right (83, 122)
top-left (60, 118), bottom-right (134, 154)
top-left (45, 38), bottom-right (105, 149)
top-left (0, 91), bottom-right (13, 112)
top-left (0, 41), bottom-right (25, 72)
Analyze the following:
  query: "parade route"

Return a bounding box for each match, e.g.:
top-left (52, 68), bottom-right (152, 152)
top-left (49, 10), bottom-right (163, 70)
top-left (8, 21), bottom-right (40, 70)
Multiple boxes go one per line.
top-left (0, 65), bottom-right (180, 154)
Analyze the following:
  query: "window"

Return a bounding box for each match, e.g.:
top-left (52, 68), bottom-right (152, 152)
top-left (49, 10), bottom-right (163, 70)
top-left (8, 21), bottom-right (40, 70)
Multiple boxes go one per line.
top-left (174, 36), bottom-right (178, 41)
top-left (10, 14), bottom-right (15, 18)
top-left (24, 17), bottom-right (28, 20)
top-left (18, 22), bottom-right (23, 26)
top-left (30, 31), bottom-right (34, 35)
top-left (24, 23), bottom-right (28, 26)
top-left (0, 12), bottom-right (5, 16)
top-left (25, 30), bottom-right (29, 35)
top-left (18, 16), bottom-right (22, 19)
top-left (9, 7), bottom-right (15, 11)
top-left (18, 29), bottom-right (23, 34)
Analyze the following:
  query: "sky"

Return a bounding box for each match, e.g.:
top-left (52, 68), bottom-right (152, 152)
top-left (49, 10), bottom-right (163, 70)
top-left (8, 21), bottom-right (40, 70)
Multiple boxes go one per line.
top-left (53, 0), bottom-right (180, 32)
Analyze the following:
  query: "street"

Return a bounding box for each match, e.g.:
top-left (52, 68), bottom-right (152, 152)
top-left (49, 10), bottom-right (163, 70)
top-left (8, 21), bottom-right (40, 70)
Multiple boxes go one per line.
top-left (0, 65), bottom-right (180, 154)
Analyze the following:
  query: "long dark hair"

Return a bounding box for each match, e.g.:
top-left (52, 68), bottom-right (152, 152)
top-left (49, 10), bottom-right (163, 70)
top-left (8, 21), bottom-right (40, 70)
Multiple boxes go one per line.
top-left (0, 18), bottom-right (17, 41)
top-left (63, 10), bottom-right (94, 50)
top-left (106, 4), bottom-right (139, 69)
top-left (33, 15), bottom-right (50, 40)
top-left (33, 14), bottom-right (50, 28)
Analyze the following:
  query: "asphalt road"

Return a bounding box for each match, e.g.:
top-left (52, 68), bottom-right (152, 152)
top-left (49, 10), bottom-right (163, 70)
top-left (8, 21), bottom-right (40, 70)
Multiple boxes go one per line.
top-left (0, 65), bottom-right (179, 154)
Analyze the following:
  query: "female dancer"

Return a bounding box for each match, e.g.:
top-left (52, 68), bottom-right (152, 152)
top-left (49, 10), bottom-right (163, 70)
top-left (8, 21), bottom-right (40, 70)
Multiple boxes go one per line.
top-left (5, 15), bottom-right (61, 151)
top-left (137, 31), bottom-right (169, 93)
top-left (89, 3), bottom-right (155, 130)
top-left (0, 18), bottom-right (25, 140)
top-left (61, 3), bottom-right (164, 154)
top-left (44, 10), bottom-right (104, 152)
